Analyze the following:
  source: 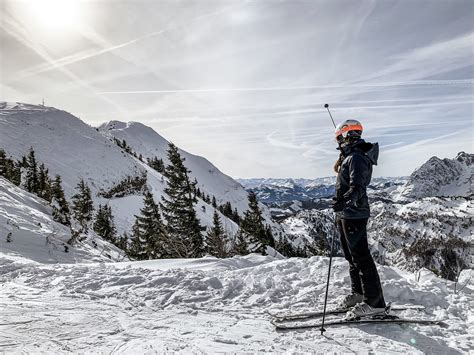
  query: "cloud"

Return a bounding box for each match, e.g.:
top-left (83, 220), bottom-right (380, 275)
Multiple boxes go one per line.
top-left (0, 13), bottom-right (126, 113)
top-left (14, 2), bottom-right (247, 79)
top-left (2, 0), bottom-right (473, 178)
top-left (363, 32), bottom-right (474, 82)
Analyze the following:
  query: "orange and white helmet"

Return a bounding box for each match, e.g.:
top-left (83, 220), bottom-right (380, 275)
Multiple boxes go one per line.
top-left (335, 119), bottom-right (363, 143)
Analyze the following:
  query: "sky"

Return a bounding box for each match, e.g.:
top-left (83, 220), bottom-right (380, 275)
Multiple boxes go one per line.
top-left (1, 0), bottom-right (473, 178)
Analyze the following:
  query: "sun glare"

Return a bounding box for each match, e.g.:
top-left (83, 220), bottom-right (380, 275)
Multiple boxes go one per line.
top-left (28, 0), bottom-right (82, 30)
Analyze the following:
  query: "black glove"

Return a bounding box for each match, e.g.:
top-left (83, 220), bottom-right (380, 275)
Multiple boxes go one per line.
top-left (331, 197), bottom-right (344, 212)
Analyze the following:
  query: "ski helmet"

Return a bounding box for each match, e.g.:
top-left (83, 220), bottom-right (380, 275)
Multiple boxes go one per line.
top-left (335, 119), bottom-right (363, 143)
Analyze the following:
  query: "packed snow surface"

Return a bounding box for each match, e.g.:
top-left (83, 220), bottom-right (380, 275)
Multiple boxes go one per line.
top-left (1, 253), bottom-right (472, 353)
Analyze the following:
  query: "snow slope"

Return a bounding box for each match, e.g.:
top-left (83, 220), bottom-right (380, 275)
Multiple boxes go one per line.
top-left (0, 103), bottom-right (247, 237)
top-left (98, 121), bottom-right (261, 218)
top-left (0, 252), bottom-right (471, 353)
top-left (0, 103), bottom-right (144, 197)
top-left (0, 177), bottom-right (124, 263)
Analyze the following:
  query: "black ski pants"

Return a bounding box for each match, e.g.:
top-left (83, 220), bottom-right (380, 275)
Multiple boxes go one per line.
top-left (337, 217), bottom-right (386, 308)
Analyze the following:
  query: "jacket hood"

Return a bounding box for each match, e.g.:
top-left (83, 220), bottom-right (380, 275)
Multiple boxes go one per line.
top-left (358, 141), bottom-right (379, 165)
top-left (341, 139), bottom-right (379, 165)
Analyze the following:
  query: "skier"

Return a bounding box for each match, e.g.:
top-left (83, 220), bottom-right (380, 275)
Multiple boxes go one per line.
top-left (331, 119), bottom-right (386, 319)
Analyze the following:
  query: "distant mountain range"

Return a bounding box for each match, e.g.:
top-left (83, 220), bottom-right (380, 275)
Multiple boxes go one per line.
top-left (277, 151), bottom-right (473, 280)
top-left (237, 177), bottom-right (408, 206)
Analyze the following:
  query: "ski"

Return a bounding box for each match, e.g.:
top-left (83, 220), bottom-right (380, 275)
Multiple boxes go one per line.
top-left (268, 304), bottom-right (425, 322)
top-left (272, 316), bottom-right (445, 330)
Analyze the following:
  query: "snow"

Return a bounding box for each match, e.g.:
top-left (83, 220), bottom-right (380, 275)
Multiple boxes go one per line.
top-left (0, 177), bottom-right (124, 263)
top-left (399, 152), bottom-right (473, 199)
top-left (0, 252), bottom-right (472, 353)
top-left (0, 102), bottom-right (263, 237)
top-left (99, 121), bottom-right (255, 217)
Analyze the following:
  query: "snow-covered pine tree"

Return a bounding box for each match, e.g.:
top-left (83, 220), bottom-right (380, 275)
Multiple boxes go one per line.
top-left (212, 195), bottom-right (217, 208)
top-left (115, 232), bottom-right (129, 253)
top-left (0, 149), bottom-right (21, 185)
top-left (71, 179), bottom-right (94, 232)
top-left (0, 149), bottom-right (7, 178)
top-left (24, 147), bottom-right (39, 194)
top-left (240, 191), bottom-right (275, 255)
top-left (133, 189), bottom-right (168, 259)
top-left (232, 229), bottom-right (249, 255)
top-left (275, 234), bottom-right (298, 257)
top-left (51, 175), bottom-right (71, 226)
top-left (128, 220), bottom-right (145, 260)
top-left (93, 205), bottom-right (117, 243)
top-left (160, 143), bottom-right (203, 258)
top-left (206, 210), bottom-right (228, 258)
top-left (232, 208), bottom-right (241, 225)
top-left (37, 163), bottom-right (52, 202)
top-left (147, 156), bottom-right (164, 173)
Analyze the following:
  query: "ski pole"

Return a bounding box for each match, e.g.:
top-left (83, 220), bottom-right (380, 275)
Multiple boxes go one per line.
top-left (324, 103), bottom-right (337, 129)
top-left (320, 216), bottom-right (336, 335)
top-left (321, 103), bottom-right (337, 335)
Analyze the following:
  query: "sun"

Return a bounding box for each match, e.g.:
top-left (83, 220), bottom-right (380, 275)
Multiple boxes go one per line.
top-left (28, 0), bottom-right (82, 30)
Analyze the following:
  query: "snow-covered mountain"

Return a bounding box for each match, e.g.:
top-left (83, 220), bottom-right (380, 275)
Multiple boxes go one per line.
top-left (0, 102), bottom-right (274, 241)
top-left (280, 152), bottom-right (473, 279)
top-left (99, 120), bottom-right (253, 216)
top-left (0, 177), bottom-right (124, 263)
top-left (0, 103), bottom-right (143, 197)
top-left (238, 177), bottom-right (408, 204)
top-left (0, 103), bottom-right (471, 353)
top-left (400, 152), bottom-right (473, 199)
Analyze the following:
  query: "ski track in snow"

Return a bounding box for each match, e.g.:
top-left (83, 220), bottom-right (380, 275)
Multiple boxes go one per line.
top-left (0, 254), bottom-right (472, 353)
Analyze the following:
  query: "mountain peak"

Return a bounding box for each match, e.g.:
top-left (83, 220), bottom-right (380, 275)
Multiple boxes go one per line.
top-left (0, 101), bottom-right (56, 111)
top-left (401, 151), bottom-right (473, 198)
top-left (455, 151), bottom-right (473, 165)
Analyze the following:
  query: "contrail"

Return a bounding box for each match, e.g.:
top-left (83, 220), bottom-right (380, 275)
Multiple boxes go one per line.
top-left (17, 2), bottom-right (246, 79)
top-left (1, 14), bottom-right (125, 113)
top-left (98, 79), bottom-right (474, 95)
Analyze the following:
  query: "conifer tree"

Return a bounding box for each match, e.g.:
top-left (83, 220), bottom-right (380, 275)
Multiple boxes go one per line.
top-left (212, 196), bottom-right (217, 208)
top-left (0, 149), bottom-right (21, 185)
top-left (240, 192), bottom-right (275, 255)
top-left (232, 229), bottom-right (249, 256)
top-left (275, 234), bottom-right (297, 257)
top-left (206, 210), bottom-right (228, 258)
top-left (24, 147), bottom-right (39, 194)
top-left (11, 161), bottom-right (22, 186)
top-left (71, 179), bottom-right (94, 232)
top-left (160, 143), bottom-right (203, 258)
top-left (133, 190), bottom-right (168, 259)
top-left (147, 156), bottom-right (165, 173)
top-left (93, 205), bottom-right (117, 243)
top-left (51, 175), bottom-right (71, 226)
top-left (115, 233), bottom-right (129, 253)
top-left (232, 208), bottom-right (241, 225)
top-left (0, 149), bottom-right (7, 177)
top-left (37, 163), bottom-right (52, 202)
top-left (128, 220), bottom-right (144, 260)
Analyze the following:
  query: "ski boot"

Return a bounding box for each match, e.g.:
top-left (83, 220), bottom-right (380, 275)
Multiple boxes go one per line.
top-left (346, 302), bottom-right (390, 320)
top-left (336, 293), bottom-right (364, 309)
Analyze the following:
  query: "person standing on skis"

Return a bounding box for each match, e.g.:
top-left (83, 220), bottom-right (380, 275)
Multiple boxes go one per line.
top-left (331, 119), bottom-right (386, 318)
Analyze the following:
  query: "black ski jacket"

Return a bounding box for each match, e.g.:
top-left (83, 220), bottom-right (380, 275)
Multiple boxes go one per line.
top-left (335, 139), bottom-right (379, 219)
